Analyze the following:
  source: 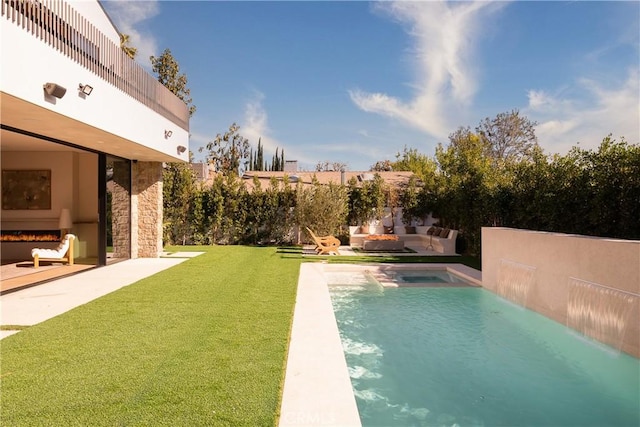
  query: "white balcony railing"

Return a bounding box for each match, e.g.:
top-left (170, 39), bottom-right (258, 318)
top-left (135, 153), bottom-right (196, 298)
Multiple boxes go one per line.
top-left (2, 0), bottom-right (189, 131)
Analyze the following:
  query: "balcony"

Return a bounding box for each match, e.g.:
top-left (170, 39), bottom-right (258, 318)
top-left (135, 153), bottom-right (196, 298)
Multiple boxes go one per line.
top-left (1, 0), bottom-right (189, 131)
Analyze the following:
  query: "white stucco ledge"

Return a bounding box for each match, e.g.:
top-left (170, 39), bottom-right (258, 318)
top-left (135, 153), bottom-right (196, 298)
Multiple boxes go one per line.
top-left (279, 262), bottom-right (362, 427)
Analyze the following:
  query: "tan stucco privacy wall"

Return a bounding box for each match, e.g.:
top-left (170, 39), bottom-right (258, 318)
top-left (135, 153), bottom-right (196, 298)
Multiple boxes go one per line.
top-left (482, 227), bottom-right (640, 358)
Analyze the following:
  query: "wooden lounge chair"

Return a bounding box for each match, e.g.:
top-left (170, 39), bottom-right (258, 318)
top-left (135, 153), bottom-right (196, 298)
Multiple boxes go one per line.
top-left (305, 227), bottom-right (341, 255)
top-left (32, 233), bottom-right (75, 268)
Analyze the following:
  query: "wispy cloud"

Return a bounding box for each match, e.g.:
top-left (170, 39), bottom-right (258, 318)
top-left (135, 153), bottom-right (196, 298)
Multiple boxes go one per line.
top-left (101, 0), bottom-right (160, 67)
top-left (350, 1), bottom-right (505, 139)
top-left (241, 92), bottom-right (315, 167)
top-left (526, 69), bottom-right (639, 153)
top-left (242, 92), bottom-right (270, 147)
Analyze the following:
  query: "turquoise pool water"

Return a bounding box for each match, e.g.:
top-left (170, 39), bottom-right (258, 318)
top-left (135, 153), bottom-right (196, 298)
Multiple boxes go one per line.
top-left (329, 280), bottom-right (640, 427)
top-left (392, 270), bottom-right (469, 285)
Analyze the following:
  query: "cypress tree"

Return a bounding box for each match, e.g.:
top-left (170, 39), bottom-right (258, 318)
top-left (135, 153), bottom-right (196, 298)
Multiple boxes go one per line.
top-left (256, 138), bottom-right (264, 171)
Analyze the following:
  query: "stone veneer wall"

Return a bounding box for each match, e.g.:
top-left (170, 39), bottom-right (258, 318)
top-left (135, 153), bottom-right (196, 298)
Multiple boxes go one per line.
top-left (132, 161), bottom-right (163, 258)
top-left (482, 227), bottom-right (640, 358)
top-left (111, 162), bottom-right (131, 258)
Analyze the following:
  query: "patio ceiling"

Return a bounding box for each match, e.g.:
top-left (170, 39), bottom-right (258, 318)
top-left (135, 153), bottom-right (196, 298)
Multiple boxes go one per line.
top-left (1, 92), bottom-right (179, 162)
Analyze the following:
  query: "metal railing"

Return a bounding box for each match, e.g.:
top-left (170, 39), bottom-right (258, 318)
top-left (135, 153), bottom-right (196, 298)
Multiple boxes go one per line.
top-left (2, 0), bottom-right (189, 131)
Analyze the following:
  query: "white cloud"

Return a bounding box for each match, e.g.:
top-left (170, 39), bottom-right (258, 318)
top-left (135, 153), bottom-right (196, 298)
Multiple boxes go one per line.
top-left (101, 0), bottom-right (160, 68)
top-left (242, 91), bottom-right (279, 156)
top-left (241, 92), bottom-right (316, 167)
top-left (350, 1), bottom-right (506, 139)
top-left (526, 69), bottom-right (640, 153)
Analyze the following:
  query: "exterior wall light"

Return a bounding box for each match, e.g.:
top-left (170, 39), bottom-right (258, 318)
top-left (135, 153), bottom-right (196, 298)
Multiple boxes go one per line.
top-left (164, 130), bottom-right (173, 138)
top-left (177, 145), bottom-right (187, 154)
top-left (79, 84), bottom-right (93, 95)
top-left (43, 82), bottom-right (66, 98)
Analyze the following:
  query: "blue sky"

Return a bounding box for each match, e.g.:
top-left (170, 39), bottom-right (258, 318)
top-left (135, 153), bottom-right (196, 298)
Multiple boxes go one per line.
top-left (102, 1), bottom-right (640, 171)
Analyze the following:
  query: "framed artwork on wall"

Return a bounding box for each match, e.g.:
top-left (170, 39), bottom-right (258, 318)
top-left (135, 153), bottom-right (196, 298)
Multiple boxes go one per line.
top-left (1, 169), bottom-right (52, 210)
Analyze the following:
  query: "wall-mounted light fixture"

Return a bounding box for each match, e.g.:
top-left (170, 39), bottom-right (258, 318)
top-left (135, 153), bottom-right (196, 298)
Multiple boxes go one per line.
top-left (164, 130), bottom-right (173, 139)
top-left (177, 145), bottom-right (187, 154)
top-left (78, 83), bottom-right (93, 95)
top-left (43, 82), bottom-right (66, 98)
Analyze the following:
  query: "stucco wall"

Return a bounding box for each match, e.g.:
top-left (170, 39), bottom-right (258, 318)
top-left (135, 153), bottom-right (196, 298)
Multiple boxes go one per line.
top-left (482, 227), bottom-right (640, 358)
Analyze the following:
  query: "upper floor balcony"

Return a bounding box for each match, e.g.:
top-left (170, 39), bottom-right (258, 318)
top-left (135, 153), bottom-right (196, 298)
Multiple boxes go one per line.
top-left (2, 0), bottom-right (189, 132)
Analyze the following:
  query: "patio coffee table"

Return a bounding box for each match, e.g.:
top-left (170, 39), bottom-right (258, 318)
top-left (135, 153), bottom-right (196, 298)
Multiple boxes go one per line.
top-left (362, 235), bottom-right (404, 251)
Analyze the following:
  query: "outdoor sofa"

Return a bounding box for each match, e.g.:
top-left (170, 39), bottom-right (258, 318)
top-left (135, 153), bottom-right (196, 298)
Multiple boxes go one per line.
top-left (349, 225), bottom-right (458, 255)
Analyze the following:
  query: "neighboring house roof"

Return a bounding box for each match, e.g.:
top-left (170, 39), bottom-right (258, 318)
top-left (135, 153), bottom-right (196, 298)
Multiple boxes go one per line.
top-left (241, 170), bottom-right (416, 192)
top-left (190, 163), bottom-right (416, 191)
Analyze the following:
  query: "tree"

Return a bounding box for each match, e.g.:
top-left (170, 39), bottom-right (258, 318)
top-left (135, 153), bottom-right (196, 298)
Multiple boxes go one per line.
top-left (315, 161), bottom-right (347, 172)
top-left (391, 146), bottom-right (437, 186)
top-left (476, 109), bottom-right (538, 162)
top-left (346, 174), bottom-right (386, 227)
top-left (119, 34), bottom-right (137, 59)
top-left (150, 48), bottom-right (196, 117)
top-left (151, 47), bottom-right (197, 245)
top-left (163, 162), bottom-right (197, 245)
top-left (201, 123), bottom-right (251, 176)
top-left (250, 138), bottom-right (265, 171)
top-left (296, 178), bottom-right (348, 239)
top-left (434, 129), bottom-right (496, 255)
top-left (399, 175), bottom-right (424, 227)
top-left (272, 148), bottom-right (284, 171)
top-left (371, 160), bottom-right (393, 171)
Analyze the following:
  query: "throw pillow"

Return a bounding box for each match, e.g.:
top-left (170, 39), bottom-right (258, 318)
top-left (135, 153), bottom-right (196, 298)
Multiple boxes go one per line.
top-left (426, 226), bottom-right (435, 235)
top-left (432, 227), bottom-right (442, 236)
top-left (440, 228), bottom-right (451, 238)
top-left (384, 226), bottom-right (394, 234)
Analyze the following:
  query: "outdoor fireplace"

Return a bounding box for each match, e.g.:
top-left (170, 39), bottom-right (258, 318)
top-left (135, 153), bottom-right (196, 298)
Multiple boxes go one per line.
top-left (0, 230), bottom-right (62, 242)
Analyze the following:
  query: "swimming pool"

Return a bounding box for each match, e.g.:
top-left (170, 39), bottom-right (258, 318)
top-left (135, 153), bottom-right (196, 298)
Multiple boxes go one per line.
top-left (328, 275), bottom-right (640, 427)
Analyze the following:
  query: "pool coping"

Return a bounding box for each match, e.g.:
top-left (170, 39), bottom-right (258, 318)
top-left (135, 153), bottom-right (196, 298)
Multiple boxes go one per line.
top-left (278, 262), bottom-right (482, 427)
top-left (279, 262), bottom-right (362, 427)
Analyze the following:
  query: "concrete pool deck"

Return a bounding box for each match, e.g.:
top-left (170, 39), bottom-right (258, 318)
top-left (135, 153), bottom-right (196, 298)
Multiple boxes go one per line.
top-left (279, 262), bottom-right (362, 427)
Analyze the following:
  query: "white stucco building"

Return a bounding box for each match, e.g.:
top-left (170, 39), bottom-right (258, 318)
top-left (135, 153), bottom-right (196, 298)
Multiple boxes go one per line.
top-left (1, 0), bottom-right (190, 266)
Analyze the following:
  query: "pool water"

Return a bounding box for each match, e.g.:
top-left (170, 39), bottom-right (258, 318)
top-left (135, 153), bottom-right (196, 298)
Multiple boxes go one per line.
top-left (393, 271), bottom-right (469, 284)
top-left (329, 283), bottom-right (640, 427)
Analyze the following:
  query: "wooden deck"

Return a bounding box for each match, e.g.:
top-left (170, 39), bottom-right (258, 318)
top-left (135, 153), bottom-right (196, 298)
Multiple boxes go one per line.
top-left (1, 261), bottom-right (95, 294)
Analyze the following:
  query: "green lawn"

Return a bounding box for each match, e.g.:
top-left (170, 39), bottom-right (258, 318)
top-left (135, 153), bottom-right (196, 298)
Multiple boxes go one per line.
top-left (0, 245), bottom-right (480, 426)
top-left (0, 246), bottom-right (302, 427)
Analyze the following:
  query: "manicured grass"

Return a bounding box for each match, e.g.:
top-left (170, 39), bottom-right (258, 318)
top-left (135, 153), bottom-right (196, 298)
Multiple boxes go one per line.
top-left (277, 245), bottom-right (482, 270)
top-left (0, 246), bottom-right (302, 426)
